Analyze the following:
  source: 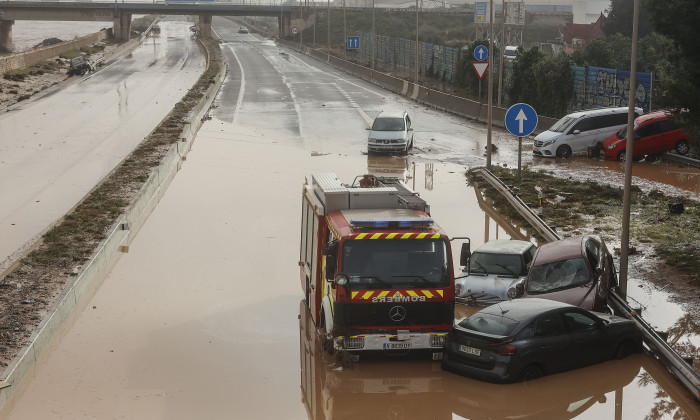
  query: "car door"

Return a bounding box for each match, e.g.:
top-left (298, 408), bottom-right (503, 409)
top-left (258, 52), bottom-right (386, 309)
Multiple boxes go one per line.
top-left (634, 121), bottom-right (662, 156)
top-left (566, 116), bottom-right (598, 153)
top-left (562, 310), bottom-right (609, 367)
top-left (530, 312), bottom-right (574, 374)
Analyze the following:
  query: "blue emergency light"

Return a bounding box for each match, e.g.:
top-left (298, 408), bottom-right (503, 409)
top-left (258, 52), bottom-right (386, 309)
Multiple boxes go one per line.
top-left (350, 217), bottom-right (433, 228)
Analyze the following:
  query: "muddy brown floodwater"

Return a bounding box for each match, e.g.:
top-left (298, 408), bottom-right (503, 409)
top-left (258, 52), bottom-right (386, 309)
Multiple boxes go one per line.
top-left (3, 118), bottom-right (698, 419)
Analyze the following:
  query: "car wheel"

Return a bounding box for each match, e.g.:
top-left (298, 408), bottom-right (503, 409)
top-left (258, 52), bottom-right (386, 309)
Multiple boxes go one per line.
top-left (675, 140), bottom-right (690, 155)
top-left (618, 151), bottom-right (626, 162)
top-left (556, 145), bottom-right (572, 158)
top-left (518, 365), bottom-right (544, 382)
top-left (614, 340), bottom-right (635, 360)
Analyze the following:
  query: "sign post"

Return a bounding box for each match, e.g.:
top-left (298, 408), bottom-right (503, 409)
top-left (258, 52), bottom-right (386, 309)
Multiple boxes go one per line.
top-left (505, 103), bottom-right (538, 184)
top-left (472, 46), bottom-right (489, 103)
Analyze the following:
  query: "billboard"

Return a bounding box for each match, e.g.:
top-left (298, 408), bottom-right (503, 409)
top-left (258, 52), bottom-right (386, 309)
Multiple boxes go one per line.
top-left (571, 66), bottom-right (653, 113)
top-left (474, 2), bottom-right (488, 23)
top-left (505, 2), bottom-right (525, 25)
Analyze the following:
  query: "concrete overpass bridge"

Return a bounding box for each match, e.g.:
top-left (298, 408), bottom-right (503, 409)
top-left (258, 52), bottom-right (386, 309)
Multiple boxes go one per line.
top-left (0, 1), bottom-right (296, 52)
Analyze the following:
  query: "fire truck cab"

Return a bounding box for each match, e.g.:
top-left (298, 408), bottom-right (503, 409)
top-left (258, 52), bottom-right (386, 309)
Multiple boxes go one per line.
top-left (300, 173), bottom-right (468, 359)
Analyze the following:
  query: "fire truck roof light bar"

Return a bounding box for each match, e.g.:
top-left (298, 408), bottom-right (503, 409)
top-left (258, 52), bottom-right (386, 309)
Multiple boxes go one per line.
top-left (350, 217), bottom-right (434, 228)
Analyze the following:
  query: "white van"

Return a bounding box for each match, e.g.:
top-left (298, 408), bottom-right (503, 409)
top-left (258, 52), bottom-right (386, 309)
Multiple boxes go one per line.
top-left (533, 107), bottom-right (642, 158)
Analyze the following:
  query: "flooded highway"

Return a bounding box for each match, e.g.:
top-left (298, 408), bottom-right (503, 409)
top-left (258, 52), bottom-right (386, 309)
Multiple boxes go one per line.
top-left (2, 17), bottom-right (699, 420)
top-left (0, 18), bottom-right (205, 272)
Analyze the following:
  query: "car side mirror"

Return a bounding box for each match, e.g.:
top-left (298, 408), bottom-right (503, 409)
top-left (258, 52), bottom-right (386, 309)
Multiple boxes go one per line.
top-left (460, 243), bottom-right (471, 267)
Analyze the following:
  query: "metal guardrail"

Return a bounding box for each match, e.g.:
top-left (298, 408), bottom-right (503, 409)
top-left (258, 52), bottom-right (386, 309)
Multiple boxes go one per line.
top-left (471, 168), bottom-right (561, 242)
top-left (661, 152), bottom-right (700, 168)
top-left (472, 167), bottom-right (700, 402)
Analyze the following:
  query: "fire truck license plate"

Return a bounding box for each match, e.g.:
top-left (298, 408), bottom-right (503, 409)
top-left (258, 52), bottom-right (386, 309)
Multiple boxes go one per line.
top-left (459, 345), bottom-right (481, 356)
top-left (384, 342), bottom-right (411, 350)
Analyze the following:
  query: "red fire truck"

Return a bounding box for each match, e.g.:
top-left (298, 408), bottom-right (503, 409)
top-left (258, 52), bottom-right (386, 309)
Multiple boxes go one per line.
top-left (300, 173), bottom-right (469, 360)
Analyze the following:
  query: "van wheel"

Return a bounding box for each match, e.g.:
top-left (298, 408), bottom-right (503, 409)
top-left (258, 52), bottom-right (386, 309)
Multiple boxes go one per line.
top-left (618, 151), bottom-right (626, 162)
top-left (556, 145), bottom-right (572, 158)
top-left (675, 140), bottom-right (690, 155)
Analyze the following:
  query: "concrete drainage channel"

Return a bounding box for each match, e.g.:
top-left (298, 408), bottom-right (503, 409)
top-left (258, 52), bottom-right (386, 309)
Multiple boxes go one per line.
top-left (0, 34), bottom-right (226, 412)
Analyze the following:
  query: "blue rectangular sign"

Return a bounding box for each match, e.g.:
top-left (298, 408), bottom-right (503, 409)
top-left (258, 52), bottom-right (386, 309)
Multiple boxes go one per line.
top-left (346, 36), bottom-right (360, 50)
top-left (474, 2), bottom-right (487, 23)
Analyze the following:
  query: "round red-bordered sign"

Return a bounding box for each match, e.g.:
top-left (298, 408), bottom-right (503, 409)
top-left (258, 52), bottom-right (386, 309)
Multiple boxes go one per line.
top-left (291, 26), bottom-right (299, 35)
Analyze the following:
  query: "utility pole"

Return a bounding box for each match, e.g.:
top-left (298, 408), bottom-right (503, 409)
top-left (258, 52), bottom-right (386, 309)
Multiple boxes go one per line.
top-left (327, 0), bottom-right (330, 61)
top-left (619, 0), bottom-right (639, 300)
top-left (486, 0), bottom-right (494, 170)
top-left (372, 0), bottom-right (375, 70)
top-left (415, 0), bottom-right (419, 82)
top-left (498, 0), bottom-right (504, 107)
top-left (343, 0), bottom-right (346, 61)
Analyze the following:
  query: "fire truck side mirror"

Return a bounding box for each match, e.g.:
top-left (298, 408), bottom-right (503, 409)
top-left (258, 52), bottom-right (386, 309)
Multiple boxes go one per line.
top-left (323, 241), bottom-right (338, 280)
top-left (460, 242), bottom-right (471, 267)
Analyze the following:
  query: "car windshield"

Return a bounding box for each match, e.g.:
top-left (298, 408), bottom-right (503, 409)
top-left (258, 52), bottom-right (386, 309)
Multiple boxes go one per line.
top-left (340, 239), bottom-right (450, 289)
top-left (458, 312), bottom-right (519, 336)
top-left (469, 252), bottom-right (523, 276)
top-left (616, 121), bottom-right (639, 139)
top-left (527, 257), bottom-right (591, 294)
top-left (372, 117), bottom-right (405, 131)
top-left (548, 116), bottom-right (577, 133)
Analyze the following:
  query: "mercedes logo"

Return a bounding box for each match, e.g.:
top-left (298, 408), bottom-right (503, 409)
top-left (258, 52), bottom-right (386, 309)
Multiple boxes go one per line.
top-left (389, 306), bottom-right (406, 322)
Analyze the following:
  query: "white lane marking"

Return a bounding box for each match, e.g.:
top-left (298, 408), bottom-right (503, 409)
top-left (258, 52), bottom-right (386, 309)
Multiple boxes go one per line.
top-left (226, 44), bottom-right (246, 126)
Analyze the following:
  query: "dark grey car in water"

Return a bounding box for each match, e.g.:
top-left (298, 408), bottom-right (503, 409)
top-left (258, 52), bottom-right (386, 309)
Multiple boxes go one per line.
top-left (441, 299), bottom-right (642, 383)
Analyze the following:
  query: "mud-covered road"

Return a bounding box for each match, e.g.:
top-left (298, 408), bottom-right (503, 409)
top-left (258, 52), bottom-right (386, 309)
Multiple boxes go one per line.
top-left (2, 17), bottom-right (699, 420)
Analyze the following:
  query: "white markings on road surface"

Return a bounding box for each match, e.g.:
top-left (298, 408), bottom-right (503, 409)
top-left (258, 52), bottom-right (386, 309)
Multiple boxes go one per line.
top-left (333, 82), bottom-right (372, 126)
top-left (225, 44), bottom-right (246, 126)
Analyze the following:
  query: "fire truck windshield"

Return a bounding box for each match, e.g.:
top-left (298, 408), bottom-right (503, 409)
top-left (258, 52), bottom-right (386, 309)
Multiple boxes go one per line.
top-left (340, 239), bottom-right (450, 289)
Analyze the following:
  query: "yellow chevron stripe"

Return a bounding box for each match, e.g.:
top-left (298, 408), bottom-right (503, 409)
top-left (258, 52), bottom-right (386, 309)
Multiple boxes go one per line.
top-left (356, 233), bottom-right (367, 239)
top-left (370, 233), bottom-right (382, 239)
top-left (351, 291), bottom-right (359, 299)
top-left (378, 291), bottom-right (390, 298)
top-left (423, 290), bottom-right (434, 298)
top-left (401, 233), bottom-right (412, 239)
top-left (362, 291), bottom-right (374, 300)
top-left (386, 233), bottom-right (398, 239)
top-left (437, 290), bottom-right (444, 297)
top-left (417, 233), bottom-right (427, 239)
top-left (432, 234), bottom-right (441, 239)
top-left (407, 290), bottom-right (419, 297)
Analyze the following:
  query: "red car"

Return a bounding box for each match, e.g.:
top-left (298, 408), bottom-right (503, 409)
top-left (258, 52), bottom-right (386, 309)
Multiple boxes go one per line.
top-left (603, 110), bottom-right (692, 161)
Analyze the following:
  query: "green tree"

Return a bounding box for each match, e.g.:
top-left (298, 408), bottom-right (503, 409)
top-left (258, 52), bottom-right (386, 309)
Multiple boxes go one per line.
top-left (507, 48), bottom-right (573, 117)
top-left (644, 0), bottom-right (700, 150)
top-left (603, 0), bottom-right (654, 37)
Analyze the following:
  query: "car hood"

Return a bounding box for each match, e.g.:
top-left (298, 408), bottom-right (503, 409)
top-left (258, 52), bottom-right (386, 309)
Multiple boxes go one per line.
top-left (525, 282), bottom-right (596, 310)
top-left (602, 132), bottom-right (622, 147)
top-left (455, 273), bottom-right (523, 303)
top-left (369, 130), bottom-right (407, 140)
top-left (534, 130), bottom-right (560, 142)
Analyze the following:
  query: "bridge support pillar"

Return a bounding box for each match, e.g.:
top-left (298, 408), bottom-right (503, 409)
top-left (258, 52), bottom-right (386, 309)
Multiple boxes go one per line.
top-left (112, 12), bottom-right (132, 41)
top-left (0, 20), bottom-right (13, 53)
top-left (198, 15), bottom-right (212, 37)
top-left (279, 14), bottom-right (291, 39)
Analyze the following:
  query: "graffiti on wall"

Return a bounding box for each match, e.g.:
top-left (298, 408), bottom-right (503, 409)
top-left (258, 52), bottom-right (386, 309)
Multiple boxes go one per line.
top-left (571, 65), bottom-right (652, 113)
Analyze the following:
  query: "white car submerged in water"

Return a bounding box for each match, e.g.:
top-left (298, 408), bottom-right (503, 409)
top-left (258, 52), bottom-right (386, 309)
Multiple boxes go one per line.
top-left (455, 239), bottom-right (536, 304)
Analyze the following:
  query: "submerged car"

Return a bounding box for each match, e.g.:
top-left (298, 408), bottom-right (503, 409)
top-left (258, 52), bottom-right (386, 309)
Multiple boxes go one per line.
top-left (455, 239), bottom-right (536, 304)
top-left (238, 27), bottom-right (249, 34)
top-left (510, 235), bottom-right (617, 312)
top-left (367, 110), bottom-right (414, 154)
top-left (441, 298), bottom-right (643, 383)
top-left (603, 110), bottom-right (692, 161)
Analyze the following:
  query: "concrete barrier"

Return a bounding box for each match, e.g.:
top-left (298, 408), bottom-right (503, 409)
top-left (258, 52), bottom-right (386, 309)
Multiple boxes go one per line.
top-left (0, 29), bottom-right (111, 76)
top-left (0, 39), bottom-right (226, 415)
top-left (280, 40), bottom-right (558, 134)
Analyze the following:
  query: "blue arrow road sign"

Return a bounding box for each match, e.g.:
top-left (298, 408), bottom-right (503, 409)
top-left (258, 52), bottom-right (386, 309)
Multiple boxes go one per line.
top-left (473, 45), bottom-right (488, 61)
top-left (346, 36), bottom-right (360, 50)
top-left (505, 103), bottom-right (538, 137)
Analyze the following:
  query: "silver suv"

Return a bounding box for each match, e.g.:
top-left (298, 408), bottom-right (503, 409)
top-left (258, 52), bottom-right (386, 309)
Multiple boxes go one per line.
top-left (367, 110), bottom-right (414, 154)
